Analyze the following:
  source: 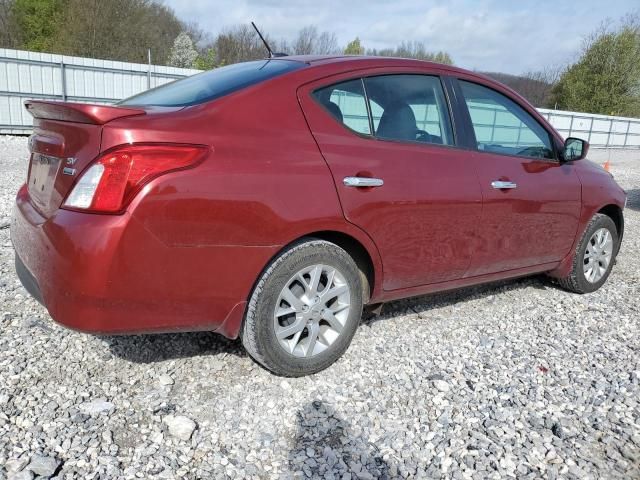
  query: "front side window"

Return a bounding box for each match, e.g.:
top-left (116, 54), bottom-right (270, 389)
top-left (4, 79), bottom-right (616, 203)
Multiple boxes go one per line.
top-left (312, 79), bottom-right (371, 135)
top-left (364, 74), bottom-right (454, 146)
top-left (459, 80), bottom-right (554, 159)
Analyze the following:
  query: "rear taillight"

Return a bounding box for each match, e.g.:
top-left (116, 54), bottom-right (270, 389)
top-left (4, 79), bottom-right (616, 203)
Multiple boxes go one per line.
top-left (63, 144), bottom-right (207, 213)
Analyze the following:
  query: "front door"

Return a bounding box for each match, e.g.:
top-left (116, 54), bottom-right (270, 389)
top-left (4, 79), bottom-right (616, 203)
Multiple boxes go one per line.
top-left (299, 72), bottom-right (483, 290)
top-left (455, 79), bottom-right (582, 276)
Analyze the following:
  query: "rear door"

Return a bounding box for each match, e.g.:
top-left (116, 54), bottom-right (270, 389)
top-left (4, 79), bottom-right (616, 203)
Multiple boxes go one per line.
top-left (298, 71), bottom-right (482, 291)
top-left (454, 79), bottom-right (581, 276)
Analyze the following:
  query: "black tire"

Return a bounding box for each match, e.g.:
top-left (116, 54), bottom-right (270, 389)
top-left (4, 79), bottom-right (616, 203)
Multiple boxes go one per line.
top-left (241, 239), bottom-right (364, 377)
top-left (556, 213), bottom-right (618, 293)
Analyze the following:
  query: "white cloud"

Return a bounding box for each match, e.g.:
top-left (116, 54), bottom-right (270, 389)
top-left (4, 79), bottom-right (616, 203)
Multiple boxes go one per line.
top-left (165, 0), bottom-right (636, 74)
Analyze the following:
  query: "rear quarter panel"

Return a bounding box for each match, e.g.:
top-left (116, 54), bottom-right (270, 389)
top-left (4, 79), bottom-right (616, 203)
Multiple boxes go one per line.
top-left (98, 71), bottom-right (384, 332)
top-left (102, 76), bottom-right (345, 248)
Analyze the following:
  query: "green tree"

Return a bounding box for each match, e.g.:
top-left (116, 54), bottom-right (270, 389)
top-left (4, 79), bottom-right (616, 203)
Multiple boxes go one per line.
top-left (1, 0), bottom-right (188, 64)
top-left (11, 0), bottom-right (65, 51)
top-left (194, 47), bottom-right (217, 70)
top-left (214, 24), bottom-right (269, 65)
top-left (53, 0), bottom-right (185, 64)
top-left (431, 51), bottom-right (453, 65)
top-left (551, 15), bottom-right (640, 116)
top-left (344, 37), bottom-right (364, 55)
top-left (0, 0), bottom-right (21, 47)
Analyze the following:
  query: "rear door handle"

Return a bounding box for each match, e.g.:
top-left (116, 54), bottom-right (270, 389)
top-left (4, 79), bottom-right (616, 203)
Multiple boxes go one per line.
top-left (343, 177), bottom-right (384, 188)
top-left (491, 180), bottom-right (517, 190)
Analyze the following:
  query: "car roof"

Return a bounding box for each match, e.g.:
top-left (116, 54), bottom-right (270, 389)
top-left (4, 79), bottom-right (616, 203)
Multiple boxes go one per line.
top-left (274, 54), bottom-right (471, 76)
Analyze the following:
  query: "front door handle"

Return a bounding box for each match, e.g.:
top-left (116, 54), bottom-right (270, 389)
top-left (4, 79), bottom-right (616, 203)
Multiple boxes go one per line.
top-left (343, 177), bottom-right (384, 188)
top-left (491, 180), bottom-right (517, 190)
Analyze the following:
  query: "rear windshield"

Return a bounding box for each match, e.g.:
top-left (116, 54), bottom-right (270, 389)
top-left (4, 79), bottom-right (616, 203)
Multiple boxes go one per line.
top-left (118, 59), bottom-right (304, 107)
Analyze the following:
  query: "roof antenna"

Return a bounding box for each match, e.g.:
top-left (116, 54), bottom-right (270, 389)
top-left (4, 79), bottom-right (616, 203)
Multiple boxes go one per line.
top-left (251, 21), bottom-right (287, 58)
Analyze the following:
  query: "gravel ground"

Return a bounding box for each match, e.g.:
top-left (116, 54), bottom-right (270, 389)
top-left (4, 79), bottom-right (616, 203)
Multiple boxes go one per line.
top-left (0, 134), bottom-right (639, 480)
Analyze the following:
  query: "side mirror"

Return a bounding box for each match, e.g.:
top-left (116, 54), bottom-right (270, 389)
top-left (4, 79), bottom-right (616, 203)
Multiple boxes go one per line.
top-left (562, 137), bottom-right (589, 162)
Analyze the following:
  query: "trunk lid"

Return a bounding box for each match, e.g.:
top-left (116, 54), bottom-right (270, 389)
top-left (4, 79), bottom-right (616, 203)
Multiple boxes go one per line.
top-left (24, 101), bottom-right (146, 218)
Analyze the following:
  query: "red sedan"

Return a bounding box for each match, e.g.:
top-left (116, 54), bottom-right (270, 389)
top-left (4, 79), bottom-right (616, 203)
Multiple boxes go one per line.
top-left (11, 56), bottom-right (626, 376)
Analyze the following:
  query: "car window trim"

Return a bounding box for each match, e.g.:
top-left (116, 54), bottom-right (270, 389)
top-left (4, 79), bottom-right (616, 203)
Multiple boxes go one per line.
top-left (441, 75), bottom-right (474, 150)
top-left (451, 77), bottom-right (560, 162)
top-left (360, 78), bottom-right (376, 137)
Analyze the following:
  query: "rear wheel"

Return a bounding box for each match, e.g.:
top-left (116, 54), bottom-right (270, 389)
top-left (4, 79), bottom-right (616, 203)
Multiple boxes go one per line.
top-left (241, 239), bottom-right (363, 377)
top-left (556, 213), bottom-right (618, 293)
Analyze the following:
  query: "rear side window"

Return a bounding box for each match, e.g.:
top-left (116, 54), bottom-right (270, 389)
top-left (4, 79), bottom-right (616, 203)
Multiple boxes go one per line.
top-left (313, 74), bottom-right (454, 146)
top-left (459, 80), bottom-right (554, 159)
top-left (312, 79), bottom-right (371, 135)
top-left (364, 75), bottom-right (454, 145)
top-left (119, 60), bottom-right (304, 107)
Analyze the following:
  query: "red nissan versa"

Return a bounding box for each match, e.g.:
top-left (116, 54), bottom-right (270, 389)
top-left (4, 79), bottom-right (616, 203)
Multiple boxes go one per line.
top-left (11, 56), bottom-right (626, 376)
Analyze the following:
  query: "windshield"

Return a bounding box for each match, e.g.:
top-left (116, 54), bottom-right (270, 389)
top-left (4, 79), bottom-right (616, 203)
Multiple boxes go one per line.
top-left (118, 59), bottom-right (304, 107)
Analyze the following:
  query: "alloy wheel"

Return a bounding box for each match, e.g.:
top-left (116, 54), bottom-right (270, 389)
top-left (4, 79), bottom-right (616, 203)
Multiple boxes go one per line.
top-left (273, 264), bottom-right (351, 357)
top-left (583, 227), bottom-right (613, 283)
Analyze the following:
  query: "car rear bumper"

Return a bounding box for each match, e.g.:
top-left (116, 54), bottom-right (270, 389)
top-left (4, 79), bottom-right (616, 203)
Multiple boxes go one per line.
top-left (14, 252), bottom-right (44, 305)
top-left (11, 184), bottom-right (277, 338)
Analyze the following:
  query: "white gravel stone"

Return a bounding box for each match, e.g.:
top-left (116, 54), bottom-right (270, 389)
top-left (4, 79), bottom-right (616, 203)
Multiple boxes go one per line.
top-left (0, 135), bottom-right (639, 479)
top-left (433, 380), bottom-right (450, 392)
top-left (163, 415), bottom-right (197, 441)
top-left (77, 399), bottom-right (115, 415)
top-left (8, 471), bottom-right (34, 480)
top-left (4, 457), bottom-right (28, 474)
top-left (158, 374), bottom-right (175, 386)
top-left (26, 455), bottom-right (59, 477)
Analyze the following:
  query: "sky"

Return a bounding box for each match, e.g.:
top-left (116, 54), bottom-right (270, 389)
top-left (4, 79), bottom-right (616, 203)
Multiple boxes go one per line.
top-left (164, 0), bottom-right (637, 75)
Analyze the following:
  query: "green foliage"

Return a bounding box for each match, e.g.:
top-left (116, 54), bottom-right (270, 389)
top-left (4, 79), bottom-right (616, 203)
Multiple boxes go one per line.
top-left (194, 47), bottom-right (217, 70)
top-left (1, 0), bottom-right (187, 64)
top-left (344, 37), bottom-right (364, 55)
top-left (552, 18), bottom-right (640, 116)
top-left (11, 0), bottom-right (65, 51)
top-left (431, 51), bottom-right (454, 65)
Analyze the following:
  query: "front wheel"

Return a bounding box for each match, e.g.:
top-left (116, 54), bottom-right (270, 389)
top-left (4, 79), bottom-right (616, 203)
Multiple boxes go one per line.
top-left (241, 239), bottom-right (364, 377)
top-left (556, 213), bottom-right (619, 293)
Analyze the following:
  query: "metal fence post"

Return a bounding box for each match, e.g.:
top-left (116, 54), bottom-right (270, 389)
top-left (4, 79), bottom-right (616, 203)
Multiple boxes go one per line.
top-left (60, 61), bottom-right (67, 101)
top-left (147, 49), bottom-right (151, 90)
top-left (568, 114), bottom-right (574, 138)
top-left (623, 120), bottom-right (631, 147)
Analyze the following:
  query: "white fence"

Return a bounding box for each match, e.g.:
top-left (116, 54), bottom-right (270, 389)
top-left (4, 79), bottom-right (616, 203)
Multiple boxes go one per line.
top-left (538, 108), bottom-right (640, 149)
top-left (0, 48), bottom-right (201, 134)
top-left (1, 47), bottom-right (640, 148)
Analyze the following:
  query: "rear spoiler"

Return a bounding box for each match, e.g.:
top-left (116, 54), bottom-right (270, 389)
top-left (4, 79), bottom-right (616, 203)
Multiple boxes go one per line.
top-left (24, 100), bottom-right (146, 125)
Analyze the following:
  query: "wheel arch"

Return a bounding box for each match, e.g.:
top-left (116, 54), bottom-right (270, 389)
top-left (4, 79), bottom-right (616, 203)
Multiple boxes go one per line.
top-left (598, 204), bottom-right (624, 253)
top-left (304, 230), bottom-right (376, 303)
top-left (549, 202), bottom-right (624, 280)
top-left (252, 227), bottom-right (383, 306)
top-left (230, 228), bottom-right (381, 341)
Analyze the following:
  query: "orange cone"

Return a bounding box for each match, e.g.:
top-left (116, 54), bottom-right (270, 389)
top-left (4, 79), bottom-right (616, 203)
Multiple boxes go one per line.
top-left (603, 159), bottom-right (610, 172)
